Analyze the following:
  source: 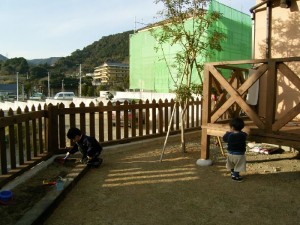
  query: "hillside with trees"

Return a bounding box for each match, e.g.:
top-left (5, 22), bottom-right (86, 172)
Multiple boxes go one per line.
top-left (0, 54), bottom-right (7, 61)
top-left (0, 30), bottom-right (133, 97)
top-left (27, 57), bottom-right (61, 66)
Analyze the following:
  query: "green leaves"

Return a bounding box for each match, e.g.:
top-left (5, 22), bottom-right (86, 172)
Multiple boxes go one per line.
top-left (152, 0), bottom-right (225, 100)
top-left (0, 57), bottom-right (29, 75)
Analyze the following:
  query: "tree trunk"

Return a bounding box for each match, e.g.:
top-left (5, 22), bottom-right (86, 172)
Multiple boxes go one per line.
top-left (180, 101), bottom-right (188, 153)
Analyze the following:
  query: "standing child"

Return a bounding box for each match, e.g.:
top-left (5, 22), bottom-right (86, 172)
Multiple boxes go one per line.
top-left (65, 127), bottom-right (103, 167)
top-left (223, 117), bottom-right (247, 182)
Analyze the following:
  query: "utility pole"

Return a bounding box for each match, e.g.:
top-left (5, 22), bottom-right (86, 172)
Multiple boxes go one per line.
top-left (62, 79), bottom-right (64, 92)
top-left (16, 72), bottom-right (19, 102)
top-left (79, 64), bottom-right (82, 97)
top-left (48, 72), bottom-right (50, 98)
top-left (22, 83), bottom-right (24, 101)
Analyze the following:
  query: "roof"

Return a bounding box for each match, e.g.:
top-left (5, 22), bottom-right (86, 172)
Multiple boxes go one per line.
top-left (95, 62), bottom-right (129, 69)
top-left (0, 84), bottom-right (17, 92)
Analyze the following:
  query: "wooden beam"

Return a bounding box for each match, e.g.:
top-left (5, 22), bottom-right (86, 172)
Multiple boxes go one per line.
top-left (278, 63), bottom-right (300, 90)
top-left (264, 60), bottom-right (277, 131)
top-left (238, 64), bottom-right (268, 94)
top-left (209, 57), bottom-right (300, 66)
top-left (202, 123), bottom-right (251, 136)
top-left (200, 64), bottom-right (213, 160)
top-left (202, 64), bottom-right (212, 125)
top-left (200, 128), bottom-right (210, 160)
top-left (272, 103), bottom-right (300, 131)
top-left (209, 59), bottom-right (267, 66)
top-left (250, 128), bottom-right (300, 142)
top-left (211, 97), bottom-right (235, 122)
top-left (215, 65), bottom-right (249, 72)
top-left (210, 65), bottom-right (265, 129)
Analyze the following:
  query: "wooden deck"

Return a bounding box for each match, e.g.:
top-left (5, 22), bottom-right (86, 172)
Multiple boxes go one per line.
top-left (202, 121), bottom-right (300, 148)
top-left (200, 57), bottom-right (300, 159)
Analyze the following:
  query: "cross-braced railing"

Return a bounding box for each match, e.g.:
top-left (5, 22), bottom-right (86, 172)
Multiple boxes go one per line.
top-left (201, 57), bottom-right (300, 159)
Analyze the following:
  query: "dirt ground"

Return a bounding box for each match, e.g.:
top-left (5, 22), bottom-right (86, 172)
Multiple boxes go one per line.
top-left (1, 132), bottom-right (299, 225)
top-left (0, 158), bottom-right (78, 225)
top-left (43, 132), bottom-right (300, 225)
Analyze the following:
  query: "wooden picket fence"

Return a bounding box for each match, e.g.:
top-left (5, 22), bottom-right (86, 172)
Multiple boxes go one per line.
top-left (0, 98), bottom-right (202, 187)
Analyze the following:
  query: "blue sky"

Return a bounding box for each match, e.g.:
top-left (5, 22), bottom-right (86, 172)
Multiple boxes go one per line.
top-left (0, 0), bottom-right (256, 59)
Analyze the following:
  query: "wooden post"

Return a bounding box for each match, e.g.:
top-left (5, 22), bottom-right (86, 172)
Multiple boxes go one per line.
top-left (38, 105), bottom-right (44, 154)
top-left (200, 129), bottom-right (210, 159)
top-left (152, 99), bottom-right (157, 134)
top-left (47, 104), bottom-right (58, 154)
top-left (24, 107), bottom-right (31, 161)
top-left (17, 108), bottom-right (24, 165)
top-left (145, 100), bottom-right (150, 135)
top-left (98, 102), bottom-right (104, 142)
top-left (79, 102), bottom-right (86, 134)
top-left (89, 102), bottom-right (96, 137)
top-left (265, 59), bottom-right (277, 131)
top-left (200, 64), bottom-right (212, 160)
top-left (8, 109), bottom-right (16, 169)
top-left (158, 99), bottom-right (163, 134)
top-left (58, 103), bottom-right (66, 148)
top-left (31, 105), bottom-right (38, 157)
top-left (0, 110), bottom-right (8, 174)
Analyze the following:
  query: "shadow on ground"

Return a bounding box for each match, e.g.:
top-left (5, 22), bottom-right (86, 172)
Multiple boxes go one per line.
top-left (43, 132), bottom-right (300, 225)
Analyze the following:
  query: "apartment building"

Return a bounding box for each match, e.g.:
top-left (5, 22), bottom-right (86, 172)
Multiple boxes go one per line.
top-left (93, 62), bottom-right (129, 86)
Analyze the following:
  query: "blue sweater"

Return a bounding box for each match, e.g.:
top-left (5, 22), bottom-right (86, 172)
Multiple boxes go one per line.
top-left (223, 131), bottom-right (247, 155)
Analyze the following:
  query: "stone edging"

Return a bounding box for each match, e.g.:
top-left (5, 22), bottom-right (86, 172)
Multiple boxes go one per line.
top-left (14, 158), bottom-right (89, 225)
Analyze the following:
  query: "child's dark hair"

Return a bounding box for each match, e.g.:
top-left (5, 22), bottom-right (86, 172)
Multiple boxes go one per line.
top-left (67, 127), bottom-right (82, 139)
top-left (229, 117), bottom-right (244, 131)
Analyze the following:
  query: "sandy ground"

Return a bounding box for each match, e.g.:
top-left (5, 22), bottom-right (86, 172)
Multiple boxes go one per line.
top-left (40, 132), bottom-right (300, 225)
top-left (0, 158), bottom-right (78, 225)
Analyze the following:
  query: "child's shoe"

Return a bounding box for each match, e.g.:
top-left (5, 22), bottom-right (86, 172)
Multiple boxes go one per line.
top-left (231, 176), bottom-right (243, 182)
top-left (87, 158), bottom-right (103, 168)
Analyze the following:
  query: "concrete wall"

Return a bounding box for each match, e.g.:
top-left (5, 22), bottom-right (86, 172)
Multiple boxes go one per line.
top-left (114, 91), bottom-right (176, 102)
top-left (0, 98), bottom-right (102, 111)
top-left (0, 91), bottom-right (183, 111)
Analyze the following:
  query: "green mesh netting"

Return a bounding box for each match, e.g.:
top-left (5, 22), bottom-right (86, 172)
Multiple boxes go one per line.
top-left (129, 0), bottom-right (252, 93)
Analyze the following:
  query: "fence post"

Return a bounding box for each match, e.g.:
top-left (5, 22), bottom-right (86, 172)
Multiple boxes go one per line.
top-left (47, 104), bottom-right (58, 154)
top-left (158, 99), bottom-right (163, 134)
top-left (0, 110), bottom-right (7, 174)
top-left (58, 103), bottom-right (66, 149)
top-left (8, 109), bottom-right (17, 169)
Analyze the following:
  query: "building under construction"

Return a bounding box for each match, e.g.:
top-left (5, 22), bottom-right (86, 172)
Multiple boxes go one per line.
top-left (129, 0), bottom-right (252, 93)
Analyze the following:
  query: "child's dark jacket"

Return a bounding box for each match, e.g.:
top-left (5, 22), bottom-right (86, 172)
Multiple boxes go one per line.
top-left (69, 134), bottom-right (102, 157)
top-left (223, 131), bottom-right (247, 155)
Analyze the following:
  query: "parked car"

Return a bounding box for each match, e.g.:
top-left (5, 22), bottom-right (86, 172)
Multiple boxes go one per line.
top-left (29, 92), bottom-right (46, 100)
top-left (54, 92), bottom-right (75, 100)
top-left (111, 98), bottom-right (145, 126)
top-left (105, 92), bottom-right (114, 100)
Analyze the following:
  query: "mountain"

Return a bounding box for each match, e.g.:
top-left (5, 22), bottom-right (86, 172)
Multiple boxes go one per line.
top-left (53, 30), bottom-right (134, 74)
top-left (0, 54), bottom-right (8, 61)
top-left (0, 30), bottom-right (133, 78)
top-left (27, 57), bottom-right (61, 66)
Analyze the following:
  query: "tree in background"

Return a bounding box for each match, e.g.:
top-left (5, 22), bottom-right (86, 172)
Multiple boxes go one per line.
top-left (30, 66), bottom-right (48, 79)
top-left (87, 86), bottom-right (95, 97)
top-left (0, 31), bottom-right (132, 95)
top-left (151, 0), bottom-right (226, 154)
top-left (0, 57), bottom-right (29, 75)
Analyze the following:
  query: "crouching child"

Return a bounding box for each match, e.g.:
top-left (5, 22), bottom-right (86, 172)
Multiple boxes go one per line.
top-left (65, 127), bottom-right (103, 167)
